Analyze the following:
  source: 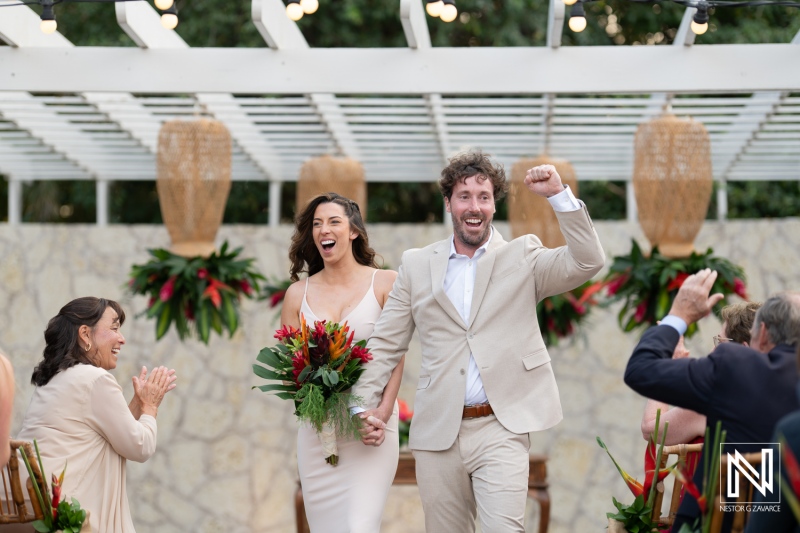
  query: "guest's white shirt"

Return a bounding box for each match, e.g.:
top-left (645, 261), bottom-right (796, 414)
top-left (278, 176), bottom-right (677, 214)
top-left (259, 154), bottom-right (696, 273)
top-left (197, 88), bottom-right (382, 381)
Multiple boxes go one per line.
top-left (446, 186), bottom-right (581, 406)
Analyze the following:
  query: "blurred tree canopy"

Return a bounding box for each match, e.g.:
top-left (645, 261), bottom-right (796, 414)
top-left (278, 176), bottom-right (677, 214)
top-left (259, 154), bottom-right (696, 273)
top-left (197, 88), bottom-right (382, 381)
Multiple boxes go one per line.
top-left (2, 0), bottom-right (798, 223)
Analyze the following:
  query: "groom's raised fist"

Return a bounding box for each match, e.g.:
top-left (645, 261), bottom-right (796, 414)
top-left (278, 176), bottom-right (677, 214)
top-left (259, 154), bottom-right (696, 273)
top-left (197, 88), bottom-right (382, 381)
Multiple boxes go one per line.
top-left (524, 164), bottom-right (565, 198)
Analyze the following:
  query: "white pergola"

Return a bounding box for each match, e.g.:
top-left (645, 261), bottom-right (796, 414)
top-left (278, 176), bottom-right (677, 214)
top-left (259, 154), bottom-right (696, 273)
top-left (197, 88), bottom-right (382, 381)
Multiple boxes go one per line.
top-left (1, 0), bottom-right (799, 225)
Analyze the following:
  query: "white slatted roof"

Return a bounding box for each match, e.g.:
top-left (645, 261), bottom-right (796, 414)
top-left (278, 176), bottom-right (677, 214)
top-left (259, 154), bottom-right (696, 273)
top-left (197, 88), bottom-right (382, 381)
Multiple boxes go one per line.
top-left (0, 0), bottom-right (798, 188)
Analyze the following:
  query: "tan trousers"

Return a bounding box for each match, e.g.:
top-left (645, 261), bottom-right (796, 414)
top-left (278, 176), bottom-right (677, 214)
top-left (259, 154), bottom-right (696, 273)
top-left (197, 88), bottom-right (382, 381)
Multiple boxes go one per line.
top-left (412, 415), bottom-right (531, 533)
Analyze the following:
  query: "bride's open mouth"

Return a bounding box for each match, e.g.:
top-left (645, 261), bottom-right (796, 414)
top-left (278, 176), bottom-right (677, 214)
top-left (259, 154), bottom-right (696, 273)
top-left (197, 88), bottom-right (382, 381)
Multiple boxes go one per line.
top-left (320, 239), bottom-right (336, 252)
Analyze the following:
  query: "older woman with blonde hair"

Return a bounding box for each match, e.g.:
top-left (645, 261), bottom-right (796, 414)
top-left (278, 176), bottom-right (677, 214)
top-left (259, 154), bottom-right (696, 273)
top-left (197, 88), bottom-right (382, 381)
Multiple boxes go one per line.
top-left (17, 297), bottom-right (176, 533)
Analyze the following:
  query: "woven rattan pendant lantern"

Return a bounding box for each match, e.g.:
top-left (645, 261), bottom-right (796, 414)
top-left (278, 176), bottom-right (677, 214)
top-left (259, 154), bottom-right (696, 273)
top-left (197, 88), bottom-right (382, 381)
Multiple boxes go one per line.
top-left (509, 156), bottom-right (579, 246)
top-left (633, 114), bottom-right (713, 258)
top-left (156, 119), bottom-right (232, 258)
top-left (296, 155), bottom-right (367, 216)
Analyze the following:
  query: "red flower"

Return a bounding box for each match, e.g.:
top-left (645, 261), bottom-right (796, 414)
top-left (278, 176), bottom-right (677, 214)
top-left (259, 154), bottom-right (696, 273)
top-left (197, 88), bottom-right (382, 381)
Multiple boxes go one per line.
top-left (667, 272), bottom-right (690, 292)
top-left (606, 274), bottom-right (629, 296)
top-left (675, 463), bottom-right (706, 514)
top-left (398, 399), bottom-right (413, 423)
top-left (202, 277), bottom-right (232, 309)
top-left (733, 278), bottom-right (748, 300)
top-left (571, 301), bottom-right (587, 316)
top-left (148, 296), bottom-right (156, 309)
top-left (128, 278), bottom-right (135, 288)
top-left (185, 303), bottom-right (194, 321)
top-left (634, 301), bottom-right (648, 323)
top-left (350, 345), bottom-right (373, 364)
top-left (159, 276), bottom-right (177, 302)
top-left (197, 268), bottom-right (209, 279)
top-left (291, 352), bottom-right (307, 385)
top-left (269, 290), bottom-right (286, 308)
top-left (238, 279), bottom-right (254, 297)
top-left (274, 325), bottom-right (299, 342)
top-left (313, 321), bottom-right (327, 342)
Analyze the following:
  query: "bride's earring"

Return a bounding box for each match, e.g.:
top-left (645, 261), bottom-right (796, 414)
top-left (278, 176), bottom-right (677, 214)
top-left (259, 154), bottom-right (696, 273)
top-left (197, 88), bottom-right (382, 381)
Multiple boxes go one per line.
top-left (85, 343), bottom-right (92, 352)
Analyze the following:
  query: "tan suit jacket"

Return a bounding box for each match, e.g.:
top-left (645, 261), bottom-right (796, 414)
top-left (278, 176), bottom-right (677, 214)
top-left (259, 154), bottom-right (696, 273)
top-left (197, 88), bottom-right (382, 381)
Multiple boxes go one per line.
top-left (354, 204), bottom-right (605, 451)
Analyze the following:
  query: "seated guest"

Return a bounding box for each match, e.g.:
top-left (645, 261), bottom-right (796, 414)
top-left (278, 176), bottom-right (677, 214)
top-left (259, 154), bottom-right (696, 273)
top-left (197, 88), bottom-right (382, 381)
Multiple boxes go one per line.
top-left (17, 297), bottom-right (177, 533)
top-left (745, 344), bottom-right (800, 533)
top-left (640, 302), bottom-right (763, 445)
top-left (624, 270), bottom-right (800, 532)
top-left (1, 351), bottom-right (13, 468)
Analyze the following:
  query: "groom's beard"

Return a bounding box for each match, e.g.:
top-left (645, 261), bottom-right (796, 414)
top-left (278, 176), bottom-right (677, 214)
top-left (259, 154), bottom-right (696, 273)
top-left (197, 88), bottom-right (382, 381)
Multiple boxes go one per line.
top-left (451, 211), bottom-right (492, 249)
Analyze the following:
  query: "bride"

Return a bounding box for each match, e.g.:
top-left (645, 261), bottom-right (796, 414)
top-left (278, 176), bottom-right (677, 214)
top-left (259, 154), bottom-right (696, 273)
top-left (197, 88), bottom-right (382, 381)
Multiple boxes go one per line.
top-left (281, 192), bottom-right (404, 532)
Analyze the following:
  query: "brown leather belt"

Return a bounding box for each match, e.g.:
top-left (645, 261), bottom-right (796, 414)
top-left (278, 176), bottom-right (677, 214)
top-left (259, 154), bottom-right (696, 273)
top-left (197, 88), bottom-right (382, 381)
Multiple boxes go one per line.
top-left (462, 403), bottom-right (493, 419)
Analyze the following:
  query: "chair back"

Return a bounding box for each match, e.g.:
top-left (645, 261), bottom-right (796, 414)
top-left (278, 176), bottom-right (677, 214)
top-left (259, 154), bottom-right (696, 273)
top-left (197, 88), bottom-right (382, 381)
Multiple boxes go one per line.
top-left (651, 442), bottom-right (704, 529)
top-left (0, 440), bottom-right (46, 524)
top-left (708, 451), bottom-right (763, 533)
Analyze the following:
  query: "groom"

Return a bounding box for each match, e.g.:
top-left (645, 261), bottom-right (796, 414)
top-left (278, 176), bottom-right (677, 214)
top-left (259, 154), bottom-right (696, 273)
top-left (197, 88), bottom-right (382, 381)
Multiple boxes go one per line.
top-left (354, 150), bottom-right (605, 532)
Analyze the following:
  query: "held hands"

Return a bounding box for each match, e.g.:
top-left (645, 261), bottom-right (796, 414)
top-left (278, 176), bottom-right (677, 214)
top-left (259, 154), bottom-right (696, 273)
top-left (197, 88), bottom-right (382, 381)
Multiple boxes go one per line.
top-left (132, 366), bottom-right (177, 417)
top-left (667, 269), bottom-right (725, 326)
top-left (357, 408), bottom-right (388, 447)
top-left (672, 336), bottom-right (690, 359)
top-left (524, 164), bottom-right (564, 198)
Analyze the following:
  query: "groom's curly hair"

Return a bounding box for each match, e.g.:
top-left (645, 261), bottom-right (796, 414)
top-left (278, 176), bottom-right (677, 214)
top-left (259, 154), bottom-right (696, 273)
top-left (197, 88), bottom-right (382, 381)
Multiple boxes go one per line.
top-left (438, 149), bottom-right (508, 201)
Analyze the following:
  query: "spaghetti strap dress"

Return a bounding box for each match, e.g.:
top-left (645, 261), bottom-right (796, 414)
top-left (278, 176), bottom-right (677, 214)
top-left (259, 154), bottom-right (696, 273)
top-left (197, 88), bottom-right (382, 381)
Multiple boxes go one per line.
top-left (297, 269), bottom-right (400, 533)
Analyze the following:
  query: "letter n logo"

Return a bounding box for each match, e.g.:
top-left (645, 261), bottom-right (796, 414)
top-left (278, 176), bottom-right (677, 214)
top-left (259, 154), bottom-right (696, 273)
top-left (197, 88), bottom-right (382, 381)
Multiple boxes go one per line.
top-left (722, 443), bottom-right (780, 504)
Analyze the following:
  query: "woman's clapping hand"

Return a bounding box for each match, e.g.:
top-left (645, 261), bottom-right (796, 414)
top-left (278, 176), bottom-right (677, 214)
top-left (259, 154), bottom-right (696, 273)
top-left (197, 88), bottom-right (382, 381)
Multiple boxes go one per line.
top-left (131, 366), bottom-right (177, 417)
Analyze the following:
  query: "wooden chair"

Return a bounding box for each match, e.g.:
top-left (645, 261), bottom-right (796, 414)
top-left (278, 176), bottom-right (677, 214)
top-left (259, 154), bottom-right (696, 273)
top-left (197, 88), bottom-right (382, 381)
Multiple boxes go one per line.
top-left (708, 451), bottom-right (763, 533)
top-left (1, 440), bottom-right (47, 525)
top-left (650, 442), bottom-right (704, 529)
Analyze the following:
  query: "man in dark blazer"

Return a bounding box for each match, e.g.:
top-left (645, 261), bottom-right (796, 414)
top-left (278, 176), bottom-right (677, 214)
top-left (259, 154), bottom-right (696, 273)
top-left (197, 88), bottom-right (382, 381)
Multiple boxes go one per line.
top-left (624, 269), bottom-right (800, 532)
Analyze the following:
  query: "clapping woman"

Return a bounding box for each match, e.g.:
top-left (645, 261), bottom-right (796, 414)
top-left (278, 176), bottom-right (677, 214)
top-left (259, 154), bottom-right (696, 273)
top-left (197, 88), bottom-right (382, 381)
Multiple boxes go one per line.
top-left (17, 297), bottom-right (177, 533)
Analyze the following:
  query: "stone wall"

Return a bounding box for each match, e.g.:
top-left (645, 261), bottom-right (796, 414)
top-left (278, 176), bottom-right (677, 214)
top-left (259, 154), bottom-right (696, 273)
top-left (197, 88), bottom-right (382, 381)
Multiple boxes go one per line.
top-left (2, 218), bottom-right (799, 532)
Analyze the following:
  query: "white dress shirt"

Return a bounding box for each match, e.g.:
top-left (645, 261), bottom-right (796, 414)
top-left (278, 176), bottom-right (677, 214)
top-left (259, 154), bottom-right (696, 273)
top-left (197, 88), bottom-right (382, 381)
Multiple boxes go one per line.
top-left (446, 185), bottom-right (581, 406)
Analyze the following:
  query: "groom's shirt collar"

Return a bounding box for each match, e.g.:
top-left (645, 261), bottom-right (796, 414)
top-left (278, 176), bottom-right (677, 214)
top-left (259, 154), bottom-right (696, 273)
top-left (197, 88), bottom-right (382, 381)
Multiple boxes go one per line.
top-left (448, 227), bottom-right (494, 259)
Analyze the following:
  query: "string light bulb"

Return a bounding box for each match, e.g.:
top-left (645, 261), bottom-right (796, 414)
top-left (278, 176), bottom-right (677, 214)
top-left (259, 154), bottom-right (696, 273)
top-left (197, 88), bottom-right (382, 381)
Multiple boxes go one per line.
top-left (160, 5), bottom-right (178, 29)
top-left (299, 0), bottom-right (318, 14)
top-left (563, 0), bottom-right (578, 6)
top-left (154, 0), bottom-right (173, 11)
top-left (440, 0), bottom-right (457, 22)
top-left (691, 2), bottom-right (709, 35)
top-left (39, 2), bottom-right (56, 34)
top-left (568, 2), bottom-right (586, 32)
top-left (426, 0), bottom-right (444, 17)
top-left (286, 0), bottom-right (303, 20)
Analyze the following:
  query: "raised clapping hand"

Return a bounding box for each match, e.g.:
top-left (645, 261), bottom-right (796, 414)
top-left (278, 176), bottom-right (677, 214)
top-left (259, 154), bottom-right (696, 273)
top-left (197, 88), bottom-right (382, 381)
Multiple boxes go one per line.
top-left (667, 268), bottom-right (725, 326)
top-left (357, 409), bottom-right (387, 447)
top-left (524, 164), bottom-right (565, 198)
top-left (132, 366), bottom-right (177, 417)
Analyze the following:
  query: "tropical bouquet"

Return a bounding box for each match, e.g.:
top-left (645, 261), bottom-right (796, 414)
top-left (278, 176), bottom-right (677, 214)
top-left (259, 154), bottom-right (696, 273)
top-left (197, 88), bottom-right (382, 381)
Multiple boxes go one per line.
top-left (537, 280), bottom-right (604, 346)
top-left (602, 240), bottom-right (748, 338)
top-left (597, 410), bottom-right (673, 533)
top-left (397, 398), bottom-right (413, 449)
top-left (252, 316), bottom-right (373, 466)
top-left (18, 440), bottom-right (87, 533)
top-left (128, 241), bottom-right (265, 344)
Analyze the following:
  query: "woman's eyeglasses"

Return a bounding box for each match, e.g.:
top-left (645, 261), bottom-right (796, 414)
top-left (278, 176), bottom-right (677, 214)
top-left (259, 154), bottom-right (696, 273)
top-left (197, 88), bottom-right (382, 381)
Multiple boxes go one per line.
top-left (713, 335), bottom-right (733, 347)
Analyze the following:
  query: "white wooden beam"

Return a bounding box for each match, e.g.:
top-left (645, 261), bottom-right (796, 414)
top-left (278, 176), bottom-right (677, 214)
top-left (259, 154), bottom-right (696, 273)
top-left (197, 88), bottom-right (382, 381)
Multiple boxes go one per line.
top-left (8, 177), bottom-right (22, 225)
top-left (546, 0), bottom-right (565, 49)
top-left (115, 0), bottom-right (187, 49)
top-left (2, 45), bottom-right (798, 94)
top-left (675, 8), bottom-right (697, 47)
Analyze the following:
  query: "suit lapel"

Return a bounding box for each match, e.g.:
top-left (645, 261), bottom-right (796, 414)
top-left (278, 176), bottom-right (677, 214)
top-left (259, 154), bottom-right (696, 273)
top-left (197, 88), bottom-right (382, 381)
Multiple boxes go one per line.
top-left (430, 240), bottom-right (468, 329)
top-left (467, 228), bottom-right (505, 328)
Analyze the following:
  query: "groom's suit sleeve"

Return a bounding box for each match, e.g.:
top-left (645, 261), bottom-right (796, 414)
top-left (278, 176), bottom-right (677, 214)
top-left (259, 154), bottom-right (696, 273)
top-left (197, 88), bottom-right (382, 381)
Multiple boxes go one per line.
top-left (353, 251), bottom-right (416, 410)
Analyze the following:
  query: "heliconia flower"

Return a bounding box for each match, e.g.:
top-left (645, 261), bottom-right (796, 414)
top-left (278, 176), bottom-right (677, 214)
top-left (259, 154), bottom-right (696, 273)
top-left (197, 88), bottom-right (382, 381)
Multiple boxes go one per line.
top-left (350, 345), bottom-right (373, 364)
top-left (159, 276), bottom-right (177, 302)
top-left (571, 301), bottom-right (586, 316)
top-left (674, 463), bottom-right (706, 514)
top-left (274, 324), bottom-right (299, 342)
top-left (197, 268), bottom-right (209, 280)
top-left (51, 464), bottom-right (66, 520)
top-left (597, 437), bottom-right (645, 497)
top-left (238, 279), bottom-right (254, 297)
top-left (667, 272), bottom-right (690, 292)
top-left (185, 303), bottom-right (194, 321)
top-left (269, 290), bottom-right (287, 308)
top-left (634, 301), bottom-right (648, 323)
top-left (642, 436), bottom-right (673, 495)
top-left (202, 278), bottom-right (232, 309)
top-left (576, 281), bottom-right (606, 306)
top-left (733, 278), bottom-right (748, 300)
top-left (605, 274), bottom-right (629, 296)
top-left (398, 399), bottom-right (413, 423)
top-left (148, 296), bottom-right (156, 309)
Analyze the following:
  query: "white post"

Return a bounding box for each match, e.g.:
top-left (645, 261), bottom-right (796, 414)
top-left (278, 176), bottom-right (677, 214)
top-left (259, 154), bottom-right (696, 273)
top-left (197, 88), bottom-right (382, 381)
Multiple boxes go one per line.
top-left (717, 179), bottom-right (728, 221)
top-left (626, 181), bottom-right (637, 223)
top-left (8, 178), bottom-right (22, 225)
top-left (269, 180), bottom-right (282, 227)
top-left (96, 179), bottom-right (109, 226)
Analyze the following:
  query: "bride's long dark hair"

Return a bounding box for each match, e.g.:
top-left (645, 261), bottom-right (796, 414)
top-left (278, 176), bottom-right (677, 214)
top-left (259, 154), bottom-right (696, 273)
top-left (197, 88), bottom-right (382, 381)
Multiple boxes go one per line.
top-left (288, 193), bottom-right (378, 282)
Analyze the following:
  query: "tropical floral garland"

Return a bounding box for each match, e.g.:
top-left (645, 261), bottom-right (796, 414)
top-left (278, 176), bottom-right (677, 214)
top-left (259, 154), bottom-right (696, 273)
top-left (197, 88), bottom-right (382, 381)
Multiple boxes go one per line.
top-left (128, 241), bottom-right (264, 344)
top-left (537, 281), bottom-right (604, 346)
top-left (603, 240), bottom-right (748, 338)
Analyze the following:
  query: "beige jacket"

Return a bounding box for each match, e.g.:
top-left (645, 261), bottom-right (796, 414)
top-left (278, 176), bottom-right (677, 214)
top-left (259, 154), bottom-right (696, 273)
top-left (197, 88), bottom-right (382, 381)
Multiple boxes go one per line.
top-left (354, 205), bottom-right (605, 451)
